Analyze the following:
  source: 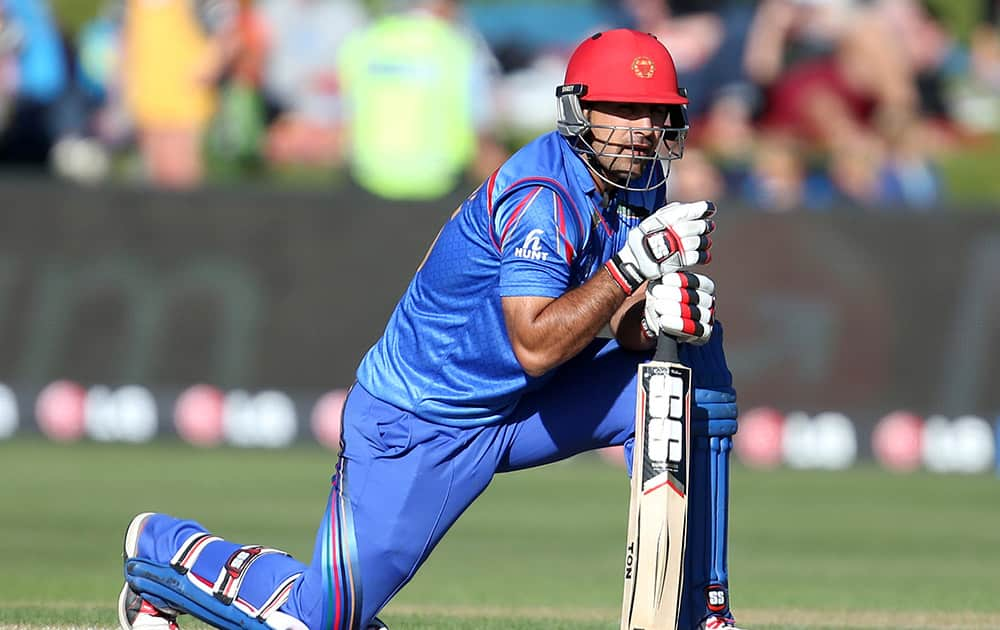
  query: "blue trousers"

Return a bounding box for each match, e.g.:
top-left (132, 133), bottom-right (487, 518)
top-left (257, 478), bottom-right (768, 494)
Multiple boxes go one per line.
top-left (131, 335), bottom-right (734, 630)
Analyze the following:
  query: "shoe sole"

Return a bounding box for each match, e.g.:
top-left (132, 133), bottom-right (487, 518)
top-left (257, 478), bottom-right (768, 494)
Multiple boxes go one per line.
top-left (119, 513), bottom-right (156, 630)
top-left (117, 583), bottom-right (132, 630)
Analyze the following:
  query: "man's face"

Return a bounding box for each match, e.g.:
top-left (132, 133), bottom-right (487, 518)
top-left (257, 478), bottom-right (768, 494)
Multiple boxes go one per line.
top-left (585, 101), bottom-right (671, 184)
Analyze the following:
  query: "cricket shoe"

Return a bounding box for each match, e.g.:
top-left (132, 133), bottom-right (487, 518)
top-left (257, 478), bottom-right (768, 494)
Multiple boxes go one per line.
top-left (700, 614), bottom-right (746, 630)
top-left (367, 616), bottom-right (389, 630)
top-left (119, 512), bottom-right (182, 630)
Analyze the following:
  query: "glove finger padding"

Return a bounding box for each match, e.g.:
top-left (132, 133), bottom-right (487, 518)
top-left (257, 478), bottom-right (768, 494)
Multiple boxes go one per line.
top-left (669, 218), bottom-right (716, 238)
top-left (642, 272), bottom-right (716, 345)
top-left (680, 234), bottom-right (712, 256)
top-left (656, 316), bottom-right (712, 345)
top-left (649, 289), bottom-right (715, 313)
top-left (655, 200), bottom-right (716, 224)
top-left (659, 270), bottom-right (716, 293)
top-left (656, 246), bottom-right (710, 275)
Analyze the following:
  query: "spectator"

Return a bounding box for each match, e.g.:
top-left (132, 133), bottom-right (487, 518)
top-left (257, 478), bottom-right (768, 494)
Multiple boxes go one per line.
top-left (205, 0), bottom-right (268, 170)
top-left (949, 0), bottom-right (1000, 134)
top-left (76, 2), bottom-right (119, 105)
top-left (74, 0), bottom-right (130, 150)
top-left (687, 90), bottom-right (755, 195)
top-left (0, 0), bottom-right (68, 164)
top-left (338, 0), bottom-right (508, 200)
top-left (45, 2), bottom-right (121, 185)
top-left (870, 0), bottom-right (973, 171)
top-left (743, 0), bottom-right (855, 89)
top-left (875, 0), bottom-right (963, 119)
top-left (874, 112), bottom-right (942, 209)
top-left (667, 145), bottom-right (727, 204)
top-left (741, 132), bottom-right (836, 211)
top-left (0, 4), bottom-right (19, 130)
top-left (974, 0), bottom-right (1000, 95)
top-left (120, 0), bottom-right (239, 189)
top-left (258, 0), bottom-right (367, 170)
top-left (616, 0), bottom-right (756, 120)
top-left (750, 1), bottom-right (944, 208)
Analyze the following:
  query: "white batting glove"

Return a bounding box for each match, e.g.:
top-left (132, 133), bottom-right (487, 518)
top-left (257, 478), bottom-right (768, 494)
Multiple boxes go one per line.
top-left (605, 201), bottom-right (715, 295)
top-left (641, 272), bottom-right (716, 345)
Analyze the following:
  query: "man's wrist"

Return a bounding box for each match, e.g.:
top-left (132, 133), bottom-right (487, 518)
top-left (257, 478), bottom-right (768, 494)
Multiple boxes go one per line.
top-left (604, 257), bottom-right (642, 296)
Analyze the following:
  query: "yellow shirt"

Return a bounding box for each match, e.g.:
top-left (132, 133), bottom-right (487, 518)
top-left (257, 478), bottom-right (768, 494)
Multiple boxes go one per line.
top-left (123, 0), bottom-right (217, 127)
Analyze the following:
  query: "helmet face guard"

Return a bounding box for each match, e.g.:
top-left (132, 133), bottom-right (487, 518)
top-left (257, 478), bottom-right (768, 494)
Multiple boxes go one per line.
top-left (556, 30), bottom-right (690, 193)
top-left (556, 83), bottom-right (689, 192)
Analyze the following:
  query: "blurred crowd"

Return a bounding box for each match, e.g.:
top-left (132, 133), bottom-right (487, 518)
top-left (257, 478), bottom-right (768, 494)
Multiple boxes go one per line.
top-left (0, 0), bottom-right (998, 210)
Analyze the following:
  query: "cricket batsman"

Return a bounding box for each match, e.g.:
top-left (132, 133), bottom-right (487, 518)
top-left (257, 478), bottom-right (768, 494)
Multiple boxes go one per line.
top-left (118, 29), bottom-right (743, 630)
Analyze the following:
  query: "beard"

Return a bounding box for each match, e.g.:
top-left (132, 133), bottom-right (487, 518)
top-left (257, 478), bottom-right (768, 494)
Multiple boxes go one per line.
top-left (597, 151), bottom-right (650, 185)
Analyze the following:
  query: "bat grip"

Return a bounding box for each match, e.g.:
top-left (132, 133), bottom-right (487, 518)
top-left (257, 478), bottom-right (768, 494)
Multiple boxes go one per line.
top-left (654, 333), bottom-right (679, 362)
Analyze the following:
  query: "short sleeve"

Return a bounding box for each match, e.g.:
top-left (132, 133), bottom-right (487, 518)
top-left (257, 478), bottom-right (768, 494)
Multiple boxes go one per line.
top-left (495, 185), bottom-right (584, 298)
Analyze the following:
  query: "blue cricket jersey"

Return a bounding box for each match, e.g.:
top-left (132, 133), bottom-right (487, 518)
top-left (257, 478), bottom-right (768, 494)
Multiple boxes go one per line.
top-left (356, 131), bottom-right (665, 426)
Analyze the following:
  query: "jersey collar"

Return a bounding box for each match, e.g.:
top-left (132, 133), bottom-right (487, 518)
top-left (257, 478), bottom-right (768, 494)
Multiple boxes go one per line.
top-left (556, 133), bottom-right (662, 212)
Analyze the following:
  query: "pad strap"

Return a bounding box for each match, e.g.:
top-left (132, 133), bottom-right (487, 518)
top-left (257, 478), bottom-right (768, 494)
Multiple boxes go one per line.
top-left (694, 386), bottom-right (736, 405)
top-left (256, 574), bottom-right (299, 622)
top-left (171, 533), bottom-right (222, 574)
top-left (215, 546), bottom-right (291, 606)
top-left (693, 386), bottom-right (738, 437)
top-left (171, 535), bottom-right (294, 610)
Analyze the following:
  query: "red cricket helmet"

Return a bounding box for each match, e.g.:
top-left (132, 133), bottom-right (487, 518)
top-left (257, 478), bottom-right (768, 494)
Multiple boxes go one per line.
top-left (556, 29), bottom-right (690, 192)
top-left (563, 29), bottom-right (688, 106)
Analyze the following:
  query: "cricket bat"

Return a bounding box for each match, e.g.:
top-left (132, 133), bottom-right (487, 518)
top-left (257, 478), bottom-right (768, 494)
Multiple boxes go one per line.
top-left (620, 333), bottom-right (692, 630)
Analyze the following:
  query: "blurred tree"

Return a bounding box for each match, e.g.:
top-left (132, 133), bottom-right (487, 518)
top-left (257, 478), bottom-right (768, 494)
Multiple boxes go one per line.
top-left (49, 0), bottom-right (102, 34)
top-left (924, 0), bottom-right (982, 42)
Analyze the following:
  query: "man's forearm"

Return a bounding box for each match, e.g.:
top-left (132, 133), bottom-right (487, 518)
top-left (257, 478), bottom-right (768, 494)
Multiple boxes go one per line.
top-left (504, 270), bottom-right (627, 377)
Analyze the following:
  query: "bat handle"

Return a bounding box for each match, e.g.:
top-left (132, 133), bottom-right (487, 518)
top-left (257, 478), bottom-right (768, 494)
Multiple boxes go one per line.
top-left (654, 333), bottom-right (679, 362)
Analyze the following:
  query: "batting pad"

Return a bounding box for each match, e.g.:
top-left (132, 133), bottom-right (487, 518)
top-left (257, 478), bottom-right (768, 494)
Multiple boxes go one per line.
top-left (126, 555), bottom-right (306, 630)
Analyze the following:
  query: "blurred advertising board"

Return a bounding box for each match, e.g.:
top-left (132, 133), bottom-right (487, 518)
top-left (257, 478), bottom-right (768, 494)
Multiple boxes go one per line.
top-left (1, 178), bottom-right (998, 471)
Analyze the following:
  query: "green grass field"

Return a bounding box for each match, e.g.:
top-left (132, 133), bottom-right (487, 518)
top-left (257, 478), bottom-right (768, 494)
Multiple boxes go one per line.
top-left (1, 439), bottom-right (999, 630)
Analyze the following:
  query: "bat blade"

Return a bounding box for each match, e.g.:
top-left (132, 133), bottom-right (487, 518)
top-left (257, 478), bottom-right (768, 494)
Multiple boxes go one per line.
top-left (621, 335), bottom-right (692, 630)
